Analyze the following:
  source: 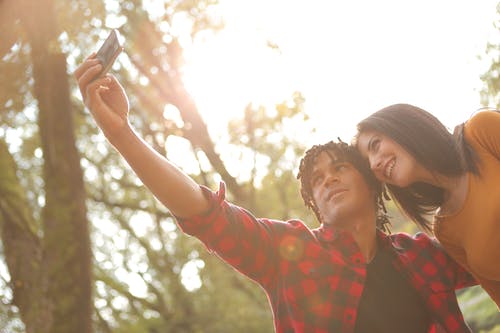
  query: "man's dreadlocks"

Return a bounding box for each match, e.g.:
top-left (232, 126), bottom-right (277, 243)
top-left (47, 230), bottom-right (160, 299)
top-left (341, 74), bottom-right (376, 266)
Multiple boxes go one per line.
top-left (297, 139), bottom-right (391, 233)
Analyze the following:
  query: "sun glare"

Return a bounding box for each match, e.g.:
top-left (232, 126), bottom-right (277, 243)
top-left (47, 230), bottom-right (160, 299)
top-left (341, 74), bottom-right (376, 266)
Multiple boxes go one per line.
top-left (181, 2), bottom-right (301, 135)
top-left (182, 32), bottom-right (291, 132)
top-left (180, 0), bottom-right (498, 144)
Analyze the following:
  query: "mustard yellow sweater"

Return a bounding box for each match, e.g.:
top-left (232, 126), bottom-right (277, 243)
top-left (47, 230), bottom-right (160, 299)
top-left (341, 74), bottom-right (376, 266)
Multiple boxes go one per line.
top-left (434, 111), bottom-right (500, 307)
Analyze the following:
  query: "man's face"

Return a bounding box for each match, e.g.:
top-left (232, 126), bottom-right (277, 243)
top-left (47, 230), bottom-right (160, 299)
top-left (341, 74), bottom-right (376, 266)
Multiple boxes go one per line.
top-left (310, 151), bottom-right (375, 227)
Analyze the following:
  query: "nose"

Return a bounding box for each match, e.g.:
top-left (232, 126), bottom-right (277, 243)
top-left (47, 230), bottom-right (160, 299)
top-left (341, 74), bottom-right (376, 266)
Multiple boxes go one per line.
top-left (324, 171), bottom-right (339, 186)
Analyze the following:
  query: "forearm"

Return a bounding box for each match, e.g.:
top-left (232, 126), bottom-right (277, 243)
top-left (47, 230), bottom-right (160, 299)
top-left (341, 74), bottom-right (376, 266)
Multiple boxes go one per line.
top-left (74, 61), bottom-right (209, 218)
top-left (106, 123), bottom-right (210, 218)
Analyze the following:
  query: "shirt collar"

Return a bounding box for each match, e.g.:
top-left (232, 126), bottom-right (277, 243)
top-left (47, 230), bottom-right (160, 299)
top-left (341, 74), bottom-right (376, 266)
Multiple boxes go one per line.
top-left (315, 223), bottom-right (391, 245)
top-left (314, 223), bottom-right (349, 243)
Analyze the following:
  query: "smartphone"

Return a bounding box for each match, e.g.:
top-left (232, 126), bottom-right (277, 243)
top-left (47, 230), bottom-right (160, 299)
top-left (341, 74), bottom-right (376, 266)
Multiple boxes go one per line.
top-left (95, 29), bottom-right (123, 78)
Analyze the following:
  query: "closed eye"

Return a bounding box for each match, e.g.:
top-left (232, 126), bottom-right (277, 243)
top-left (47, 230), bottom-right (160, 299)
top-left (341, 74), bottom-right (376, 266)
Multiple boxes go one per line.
top-left (369, 137), bottom-right (380, 152)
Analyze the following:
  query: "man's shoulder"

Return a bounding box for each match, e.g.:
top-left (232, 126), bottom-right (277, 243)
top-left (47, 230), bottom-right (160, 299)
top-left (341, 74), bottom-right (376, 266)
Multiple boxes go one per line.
top-left (387, 231), bottom-right (439, 249)
top-left (260, 218), bottom-right (314, 232)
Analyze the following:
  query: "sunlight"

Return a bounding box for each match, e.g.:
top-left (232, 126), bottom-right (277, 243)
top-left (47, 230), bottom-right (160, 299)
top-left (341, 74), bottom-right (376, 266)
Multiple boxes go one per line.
top-left (179, 0), bottom-right (498, 143)
top-left (182, 20), bottom-right (296, 135)
top-left (180, 259), bottom-right (205, 292)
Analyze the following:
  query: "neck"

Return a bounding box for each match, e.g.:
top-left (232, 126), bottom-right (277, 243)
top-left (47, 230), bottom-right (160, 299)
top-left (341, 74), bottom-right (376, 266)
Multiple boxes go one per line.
top-left (436, 173), bottom-right (469, 214)
top-left (420, 172), bottom-right (468, 204)
top-left (416, 167), bottom-right (465, 193)
top-left (334, 213), bottom-right (378, 263)
top-left (352, 223), bottom-right (378, 263)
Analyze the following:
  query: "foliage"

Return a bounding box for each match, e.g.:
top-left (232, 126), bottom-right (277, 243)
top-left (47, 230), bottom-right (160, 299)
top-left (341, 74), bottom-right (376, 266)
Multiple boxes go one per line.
top-left (459, 286), bottom-right (500, 332)
top-left (481, 3), bottom-right (500, 108)
top-left (0, 1), bottom-right (295, 332)
top-left (477, 4), bottom-right (500, 329)
top-left (1, 0), bottom-right (499, 331)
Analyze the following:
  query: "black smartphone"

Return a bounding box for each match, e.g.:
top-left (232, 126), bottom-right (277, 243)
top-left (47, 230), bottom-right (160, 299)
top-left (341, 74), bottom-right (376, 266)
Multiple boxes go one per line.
top-left (95, 29), bottom-right (123, 78)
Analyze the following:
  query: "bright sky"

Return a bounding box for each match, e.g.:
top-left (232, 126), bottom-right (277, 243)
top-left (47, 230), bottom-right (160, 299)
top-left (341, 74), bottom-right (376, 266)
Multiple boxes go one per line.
top-left (182, 0), bottom-right (499, 145)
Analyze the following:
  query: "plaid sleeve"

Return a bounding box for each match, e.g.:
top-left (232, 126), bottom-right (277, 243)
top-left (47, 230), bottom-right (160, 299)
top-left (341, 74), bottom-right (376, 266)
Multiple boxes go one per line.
top-left (175, 182), bottom-right (280, 286)
top-left (420, 233), bottom-right (477, 289)
top-left (393, 232), bottom-right (477, 290)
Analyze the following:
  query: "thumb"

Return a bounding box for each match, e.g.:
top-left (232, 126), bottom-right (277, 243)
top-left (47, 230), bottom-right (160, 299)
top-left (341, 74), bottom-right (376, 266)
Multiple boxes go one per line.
top-left (104, 74), bottom-right (123, 91)
top-left (84, 76), bottom-right (110, 108)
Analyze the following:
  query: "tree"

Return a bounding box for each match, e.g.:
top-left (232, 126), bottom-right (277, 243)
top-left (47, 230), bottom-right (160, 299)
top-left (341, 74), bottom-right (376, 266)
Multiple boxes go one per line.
top-left (0, 0), bottom-right (295, 331)
top-left (481, 2), bottom-right (500, 108)
top-left (1, 0), bottom-right (91, 331)
top-left (1, 0), bottom-right (498, 331)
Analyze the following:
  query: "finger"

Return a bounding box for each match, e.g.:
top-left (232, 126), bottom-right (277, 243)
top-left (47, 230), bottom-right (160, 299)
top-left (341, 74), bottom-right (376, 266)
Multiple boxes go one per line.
top-left (74, 58), bottom-right (101, 80)
top-left (90, 85), bottom-right (112, 117)
top-left (85, 52), bottom-right (97, 61)
top-left (85, 85), bottom-right (106, 116)
top-left (84, 76), bottom-right (111, 108)
top-left (77, 63), bottom-right (103, 101)
top-left (104, 74), bottom-right (124, 91)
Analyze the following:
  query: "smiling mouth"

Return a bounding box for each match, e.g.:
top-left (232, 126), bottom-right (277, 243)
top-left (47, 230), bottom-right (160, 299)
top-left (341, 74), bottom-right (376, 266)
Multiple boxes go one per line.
top-left (384, 159), bottom-right (395, 179)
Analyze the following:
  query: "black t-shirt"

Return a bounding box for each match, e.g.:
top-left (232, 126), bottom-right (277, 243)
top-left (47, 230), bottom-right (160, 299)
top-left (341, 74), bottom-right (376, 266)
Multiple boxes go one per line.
top-left (354, 243), bottom-right (432, 333)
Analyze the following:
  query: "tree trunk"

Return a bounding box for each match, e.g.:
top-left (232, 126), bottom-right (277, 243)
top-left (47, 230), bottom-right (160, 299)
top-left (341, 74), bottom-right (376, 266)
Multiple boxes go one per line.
top-left (0, 140), bottom-right (52, 333)
top-left (17, 0), bottom-right (93, 332)
top-left (0, 0), bottom-right (20, 58)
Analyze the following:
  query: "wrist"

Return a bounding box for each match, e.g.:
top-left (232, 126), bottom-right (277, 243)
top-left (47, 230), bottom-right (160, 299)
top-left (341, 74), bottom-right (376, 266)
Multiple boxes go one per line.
top-left (105, 121), bottom-right (135, 149)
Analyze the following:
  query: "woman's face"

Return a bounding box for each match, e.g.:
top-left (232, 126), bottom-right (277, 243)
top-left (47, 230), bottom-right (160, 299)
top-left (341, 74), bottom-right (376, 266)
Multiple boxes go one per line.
top-left (356, 130), bottom-right (423, 187)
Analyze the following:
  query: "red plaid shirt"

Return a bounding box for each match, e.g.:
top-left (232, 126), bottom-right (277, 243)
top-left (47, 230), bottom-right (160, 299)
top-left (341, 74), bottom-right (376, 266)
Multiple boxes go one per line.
top-left (177, 183), bottom-right (476, 333)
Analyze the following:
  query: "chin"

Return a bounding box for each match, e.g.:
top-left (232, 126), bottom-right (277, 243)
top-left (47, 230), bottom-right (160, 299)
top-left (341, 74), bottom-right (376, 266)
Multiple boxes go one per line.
top-left (324, 212), bottom-right (349, 227)
top-left (394, 178), bottom-right (412, 188)
top-left (386, 176), bottom-right (409, 188)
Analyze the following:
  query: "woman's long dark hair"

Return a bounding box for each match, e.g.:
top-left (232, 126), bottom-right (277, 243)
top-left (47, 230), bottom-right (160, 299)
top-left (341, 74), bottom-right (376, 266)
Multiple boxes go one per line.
top-left (355, 103), bottom-right (480, 232)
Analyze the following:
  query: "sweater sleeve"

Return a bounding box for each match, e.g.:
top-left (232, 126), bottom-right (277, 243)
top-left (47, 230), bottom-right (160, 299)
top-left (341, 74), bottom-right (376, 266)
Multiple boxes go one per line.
top-left (465, 110), bottom-right (500, 160)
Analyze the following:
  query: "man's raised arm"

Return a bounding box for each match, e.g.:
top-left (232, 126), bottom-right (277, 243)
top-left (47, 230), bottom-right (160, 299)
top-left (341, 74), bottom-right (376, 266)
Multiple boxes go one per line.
top-left (74, 54), bottom-right (210, 218)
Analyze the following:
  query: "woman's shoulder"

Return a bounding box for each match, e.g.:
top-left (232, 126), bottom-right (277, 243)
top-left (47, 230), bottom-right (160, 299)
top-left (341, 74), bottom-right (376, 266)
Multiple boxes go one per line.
top-left (464, 109), bottom-right (500, 144)
top-left (466, 109), bottom-right (499, 128)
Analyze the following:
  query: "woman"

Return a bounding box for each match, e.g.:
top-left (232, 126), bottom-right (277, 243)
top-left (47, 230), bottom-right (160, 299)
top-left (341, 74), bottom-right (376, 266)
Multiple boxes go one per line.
top-left (354, 103), bottom-right (500, 307)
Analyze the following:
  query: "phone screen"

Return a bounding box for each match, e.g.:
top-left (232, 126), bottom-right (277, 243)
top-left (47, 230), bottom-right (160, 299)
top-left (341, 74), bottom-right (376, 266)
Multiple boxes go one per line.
top-left (95, 29), bottom-right (123, 78)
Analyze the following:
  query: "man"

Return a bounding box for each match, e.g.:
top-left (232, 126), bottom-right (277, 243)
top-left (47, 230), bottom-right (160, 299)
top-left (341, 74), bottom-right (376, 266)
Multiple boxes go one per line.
top-left (75, 56), bottom-right (475, 332)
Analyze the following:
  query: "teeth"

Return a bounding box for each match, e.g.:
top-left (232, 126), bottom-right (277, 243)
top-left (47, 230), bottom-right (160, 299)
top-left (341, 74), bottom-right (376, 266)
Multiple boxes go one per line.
top-left (384, 159), bottom-right (395, 178)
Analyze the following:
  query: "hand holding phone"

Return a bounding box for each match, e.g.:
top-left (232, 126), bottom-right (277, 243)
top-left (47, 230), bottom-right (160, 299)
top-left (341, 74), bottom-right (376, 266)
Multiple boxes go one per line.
top-left (95, 29), bottom-right (123, 78)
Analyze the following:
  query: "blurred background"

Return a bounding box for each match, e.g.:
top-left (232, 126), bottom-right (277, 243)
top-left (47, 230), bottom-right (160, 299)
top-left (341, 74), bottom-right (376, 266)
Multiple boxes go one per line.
top-left (1, 0), bottom-right (499, 332)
